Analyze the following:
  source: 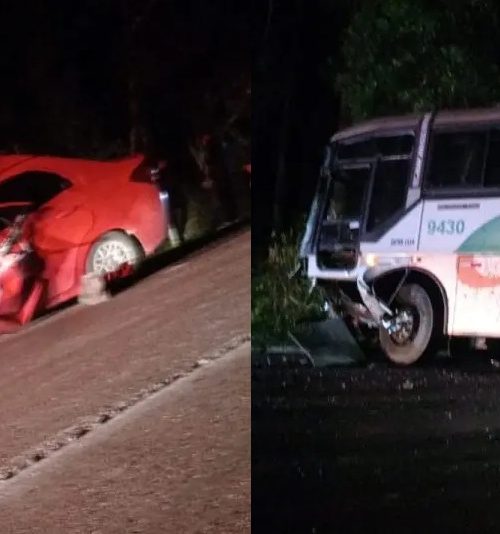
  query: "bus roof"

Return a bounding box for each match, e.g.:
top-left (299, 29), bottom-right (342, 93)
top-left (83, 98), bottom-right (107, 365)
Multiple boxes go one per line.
top-left (331, 106), bottom-right (500, 142)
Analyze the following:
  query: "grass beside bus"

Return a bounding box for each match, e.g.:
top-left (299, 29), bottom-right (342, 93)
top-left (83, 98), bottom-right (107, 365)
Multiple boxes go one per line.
top-left (252, 229), bottom-right (327, 348)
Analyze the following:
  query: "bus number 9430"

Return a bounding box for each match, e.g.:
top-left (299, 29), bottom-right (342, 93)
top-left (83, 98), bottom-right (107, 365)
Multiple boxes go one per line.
top-left (427, 219), bottom-right (465, 236)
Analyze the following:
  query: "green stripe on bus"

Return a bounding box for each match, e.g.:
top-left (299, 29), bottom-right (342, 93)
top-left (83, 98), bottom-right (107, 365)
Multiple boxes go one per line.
top-left (457, 216), bottom-right (500, 253)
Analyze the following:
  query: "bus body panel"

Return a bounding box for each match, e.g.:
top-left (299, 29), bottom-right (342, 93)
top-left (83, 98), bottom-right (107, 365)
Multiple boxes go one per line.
top-left (419, 198), bottom-right (500, 336)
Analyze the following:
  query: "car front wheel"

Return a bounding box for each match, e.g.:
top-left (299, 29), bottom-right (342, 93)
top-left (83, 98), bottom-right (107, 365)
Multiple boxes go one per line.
top-left (86, 231), bottom-right (144, 276)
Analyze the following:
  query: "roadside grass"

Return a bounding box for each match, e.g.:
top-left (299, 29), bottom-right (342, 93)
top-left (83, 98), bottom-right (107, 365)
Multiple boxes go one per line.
top-left (251, 228), bottom-right (327, 349)
top-left (184, 191), bottom-right (217, 241)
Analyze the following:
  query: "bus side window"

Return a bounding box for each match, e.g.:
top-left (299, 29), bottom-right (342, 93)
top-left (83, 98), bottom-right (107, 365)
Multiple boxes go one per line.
top-left (365, 159), bottom-right (409, 232)
top-left (484, 129), bottom-right (500, 187)
top-left (426, 131), bottom-right (487, 189)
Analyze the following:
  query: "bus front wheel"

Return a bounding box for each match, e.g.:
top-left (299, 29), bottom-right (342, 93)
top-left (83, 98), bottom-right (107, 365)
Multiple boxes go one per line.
top-left (379, 283), bottom-right (435, 366)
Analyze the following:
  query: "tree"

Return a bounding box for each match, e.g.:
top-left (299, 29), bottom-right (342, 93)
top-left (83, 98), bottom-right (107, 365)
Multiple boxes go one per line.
top-left (338, 0), bottom-right (500, 121)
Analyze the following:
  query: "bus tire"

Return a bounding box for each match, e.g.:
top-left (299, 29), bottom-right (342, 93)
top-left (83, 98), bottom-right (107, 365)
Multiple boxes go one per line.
top-left (379, 283), bottom-right (435, 366)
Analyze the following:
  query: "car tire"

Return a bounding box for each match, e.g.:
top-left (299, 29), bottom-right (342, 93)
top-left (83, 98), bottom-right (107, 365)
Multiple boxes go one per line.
top-left (379, 283), bottom-right (435, 366)
top-left (86, 231), bottom-right (144, 276)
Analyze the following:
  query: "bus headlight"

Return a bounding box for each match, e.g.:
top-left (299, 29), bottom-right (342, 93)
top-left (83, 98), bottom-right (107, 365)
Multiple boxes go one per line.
top-left (365, 253), bottom-right (378, 267)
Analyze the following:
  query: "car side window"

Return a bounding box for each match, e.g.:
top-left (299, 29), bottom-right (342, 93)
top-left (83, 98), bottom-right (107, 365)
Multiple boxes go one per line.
top-left (0, 172), bottom-right (71, 207)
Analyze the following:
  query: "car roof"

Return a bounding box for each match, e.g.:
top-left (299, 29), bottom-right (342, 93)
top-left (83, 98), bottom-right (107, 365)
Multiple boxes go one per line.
top-left (0, 154), bottom-right (145, 185)
top-left (331, 106), bottom-right (500, 142)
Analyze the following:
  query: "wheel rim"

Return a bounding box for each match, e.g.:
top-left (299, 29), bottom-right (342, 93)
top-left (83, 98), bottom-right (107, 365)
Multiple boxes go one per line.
top-left (91, 240), bottom-right (138, 275)
top-left (389, 307), bottom-right (419, 346)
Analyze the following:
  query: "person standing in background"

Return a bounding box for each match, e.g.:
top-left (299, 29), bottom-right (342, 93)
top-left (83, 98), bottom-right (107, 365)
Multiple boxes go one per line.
top-left (204, 132), bottom-right (238, 225)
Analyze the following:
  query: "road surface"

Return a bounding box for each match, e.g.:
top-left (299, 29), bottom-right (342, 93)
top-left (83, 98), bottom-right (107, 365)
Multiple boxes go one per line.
top-left (0, 343), bottom-right (250, 534)
top-left (253, 353), bottom-right (500, 533)
top-left (0, 229), bottom-right (250, 532)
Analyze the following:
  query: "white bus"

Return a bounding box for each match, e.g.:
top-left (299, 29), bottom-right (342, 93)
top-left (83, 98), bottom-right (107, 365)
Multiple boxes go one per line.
top-left (300, 108), bottom-right (500, 365)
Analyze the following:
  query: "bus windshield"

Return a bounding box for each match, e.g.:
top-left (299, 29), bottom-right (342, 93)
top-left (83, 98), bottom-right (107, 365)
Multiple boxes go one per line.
top-left (324, 166), bottom-right (370, 223)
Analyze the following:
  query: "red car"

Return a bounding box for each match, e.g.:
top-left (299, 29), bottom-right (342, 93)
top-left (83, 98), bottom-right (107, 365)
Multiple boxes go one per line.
top-left (0, 154), bottom-right (169, 329)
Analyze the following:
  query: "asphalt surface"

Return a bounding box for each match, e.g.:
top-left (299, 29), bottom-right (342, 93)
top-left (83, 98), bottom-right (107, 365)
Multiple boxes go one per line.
top-left (252, 352), bottom-right (500, 534)
top-left (0, 342), bottom-right (250, 534)
top-left (0, 229), bottom-right (249, 531)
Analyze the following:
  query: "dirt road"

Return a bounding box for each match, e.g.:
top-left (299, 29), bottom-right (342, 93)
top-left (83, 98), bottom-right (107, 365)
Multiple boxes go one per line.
top-left (0, 230), bottom-right (249, 516)
top-left (0, 342), bottom-right (250, 534)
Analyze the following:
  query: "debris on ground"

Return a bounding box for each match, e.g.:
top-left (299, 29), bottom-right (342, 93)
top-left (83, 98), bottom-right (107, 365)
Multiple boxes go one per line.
top-left (402, 378), bottom-right (414, 391)
top-left (78, 273), bottom-right (110, 305)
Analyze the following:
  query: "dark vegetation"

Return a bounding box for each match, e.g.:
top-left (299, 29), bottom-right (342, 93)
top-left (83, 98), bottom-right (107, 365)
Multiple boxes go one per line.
top-left (0, 1), bottom-right (250, 157)
top-left (253, 0), bottom-right (500, 341)
top-left (251, 225), bottom-right (326, 348)
top-left (0, 1), bottom-right (251, 236)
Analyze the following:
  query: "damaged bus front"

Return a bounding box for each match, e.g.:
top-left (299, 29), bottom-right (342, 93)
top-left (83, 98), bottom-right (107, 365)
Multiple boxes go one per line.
top-left (301, 109), bottom-right (500, 365)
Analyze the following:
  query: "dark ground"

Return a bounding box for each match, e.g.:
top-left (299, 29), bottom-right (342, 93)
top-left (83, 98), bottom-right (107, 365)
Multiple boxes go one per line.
top-left (252, 349), bottom-right (500, 534)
